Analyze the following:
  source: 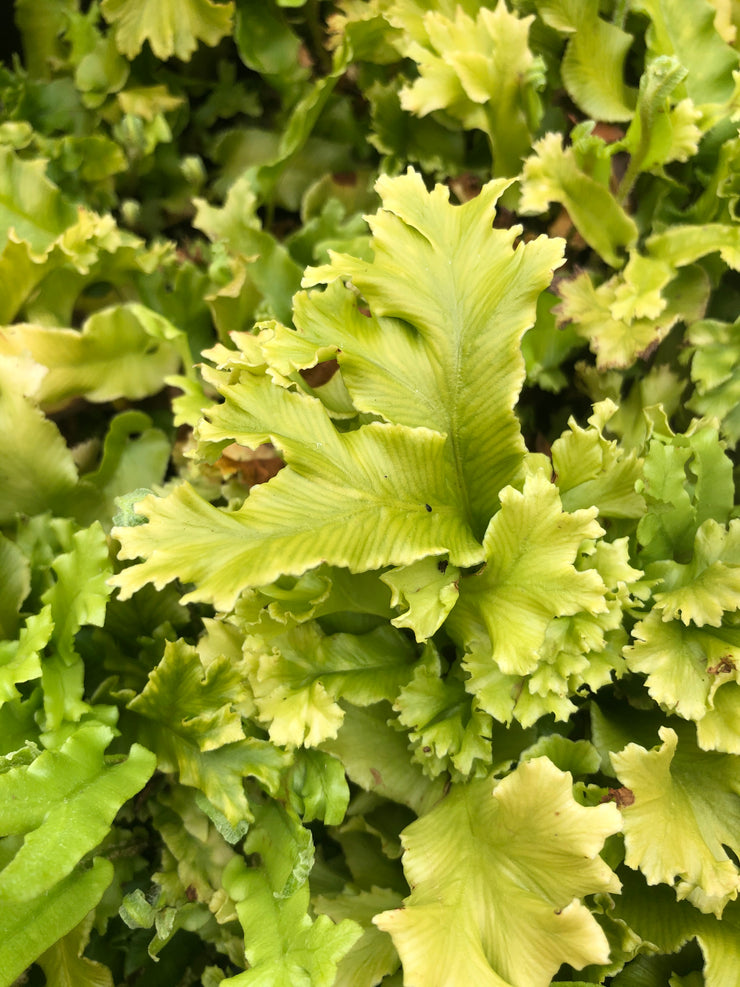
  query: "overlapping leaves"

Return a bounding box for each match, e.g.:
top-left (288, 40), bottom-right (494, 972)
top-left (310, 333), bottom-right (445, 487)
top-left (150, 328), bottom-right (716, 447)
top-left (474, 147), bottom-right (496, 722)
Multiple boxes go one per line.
top-left (0, 726), bottom-right (155, 982)
top-left (128, 638), bottom-right (288, 827)
top-left (113, 169), bottom-right (565, 605)
top-left (3, 0), bottom-right (740, 983)
top-left (110, 166), bottom-right (653, 984)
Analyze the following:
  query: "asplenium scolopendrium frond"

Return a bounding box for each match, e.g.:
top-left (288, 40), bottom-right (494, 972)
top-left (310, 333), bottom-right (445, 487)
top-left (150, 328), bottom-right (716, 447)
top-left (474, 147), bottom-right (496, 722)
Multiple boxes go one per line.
top-left (111, 169), bottom-right (564, 611)
top-left (110, 165), bottom-right (649, 987)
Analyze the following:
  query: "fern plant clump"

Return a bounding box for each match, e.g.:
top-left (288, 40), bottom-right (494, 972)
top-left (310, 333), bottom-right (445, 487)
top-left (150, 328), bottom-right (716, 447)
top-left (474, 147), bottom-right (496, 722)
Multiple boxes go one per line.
top-left (1, 1), bottom-right (740, 985)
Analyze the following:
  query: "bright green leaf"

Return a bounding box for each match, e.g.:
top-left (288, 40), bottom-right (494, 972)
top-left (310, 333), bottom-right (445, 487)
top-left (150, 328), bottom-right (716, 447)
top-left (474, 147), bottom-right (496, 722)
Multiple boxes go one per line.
top-left (0, 305), bottom-right (183, 406)
top-left (556, 260), bottom-right (709, 370)
top-left (393, 1), bottom-right (545, 176)
top-left (115, 169), bottom-right (565, 606)
top-left (245, 623), bottom-right (345, 749)
top-left (394, 644), bottom-right (493, 779)
top-left (288, 749), bottom-right (350, 825)
top-left (112, 406), bottom-right (485, 611)
top-left (551, 400), bottom-right (646, 519)
top-left (684, 317), bottom-right (740, 447)
top-left (304, 169), bottom-right (565, 533)
top-left (41, 523), bottom-right (111, 664)
top-left (520, 132), bottom-right (638, 267)
top-left (101, 0), bottom-right (234, 60)
top-left (618, 56), bottom-right (702, 199)
top-left (381, 556), bottom-right (460, 642)
top-left (0, 534), bottom-right (31, 640)
top-left (313, 887), bottom-right (403, 987)
top-left (375, 758), bottom-right (622, 987)
top-left (0, 607), bottom-right (52, 705)
top-left (0, 355), bottom-right (78, 523)
top-left (244, 621), bottom-right (416, 748)
top-left (652, 519), bottom-right (740, 627)
top-left (219, 799), bottom-right (363, 983)
top-left (611, 726), bottom-right (740, 916)
top-left (632, 0), bottom-right (739, 109)
top-left (637, 421), bottom-right (734, 565)
top-left (320, 703), bottom-right (447, 817)
top-left (625, 610), bottom-right (740, 753)
top-left (0, 148), bottom-right (77, 257)
top-left (222, 857), bottom-right (362, 986)
top-left (0, 857), bottom-right (114, 987)
top-left (128, 638), bottom-right (288, 824)
top-left (0, 723), bottom-right (155, 902)
top-left (449, 470), bottom-right (607, 678)
top-left (556, 0), bottom-right (636, 121)
top-left (520, 734), bottom-right (601, 776)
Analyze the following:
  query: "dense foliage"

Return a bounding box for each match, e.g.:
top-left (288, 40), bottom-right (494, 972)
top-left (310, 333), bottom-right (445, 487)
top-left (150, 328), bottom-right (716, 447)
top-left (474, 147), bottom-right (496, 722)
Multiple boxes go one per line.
top-left (1, 1), bottom-right (740, 984)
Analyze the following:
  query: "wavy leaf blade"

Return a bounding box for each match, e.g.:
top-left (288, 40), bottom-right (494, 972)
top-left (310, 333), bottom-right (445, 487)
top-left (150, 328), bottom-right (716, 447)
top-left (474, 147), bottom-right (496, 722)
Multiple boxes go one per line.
top-left (0, 724), bottom-right (156, 902)
top-left (375, 758), bottom-right (622, 987)
top-left (304, 170), bottom-right (565, 535)
top-left (114, 396), bottom-right (485, 610)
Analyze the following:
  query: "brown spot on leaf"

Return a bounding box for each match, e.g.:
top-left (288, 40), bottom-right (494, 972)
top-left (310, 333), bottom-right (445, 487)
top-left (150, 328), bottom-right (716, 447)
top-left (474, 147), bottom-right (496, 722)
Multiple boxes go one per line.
top-left (215, 442), bottom-right (285, 488)
top-left (708, 655), bottom-right (736, 675)
top-left (602, 787), bottom-right (635, 808)
top-left (185, 885), bottom-right (198, 902)
top-left (333, 171), bottom-right (357, 187)
top-left (370, 768), bottom-right (382, 786)
top-left (300, 358), bottom-right (339, 388)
